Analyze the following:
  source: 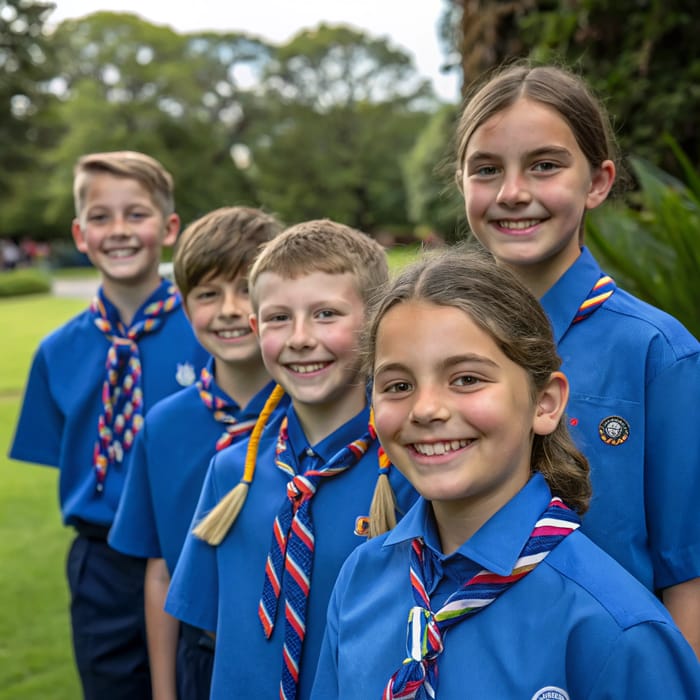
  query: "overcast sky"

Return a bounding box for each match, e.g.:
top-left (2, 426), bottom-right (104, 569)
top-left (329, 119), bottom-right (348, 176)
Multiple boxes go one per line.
top-left (47, 0), bottom-right (460, 101)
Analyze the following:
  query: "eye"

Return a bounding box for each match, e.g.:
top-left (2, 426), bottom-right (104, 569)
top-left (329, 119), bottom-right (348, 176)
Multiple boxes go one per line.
top-left (453, 374), bottom-right (480, 388)
top-left (87, 213), bottom-right (108, 223)
top-left (532, 161), bottom-right (559, 173)
top-left (316, 309), bottom-right (338, 320)
top-left (128, 210), bottom-right (150, 220)
top-left (266, 312), bottom-right (289, 323)
top-left (384, 380), bottom-right (413, 394)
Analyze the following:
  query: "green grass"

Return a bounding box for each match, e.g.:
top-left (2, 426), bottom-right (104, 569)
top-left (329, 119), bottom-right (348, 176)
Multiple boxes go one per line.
top-left (0, 295), bottom-right (85, 699)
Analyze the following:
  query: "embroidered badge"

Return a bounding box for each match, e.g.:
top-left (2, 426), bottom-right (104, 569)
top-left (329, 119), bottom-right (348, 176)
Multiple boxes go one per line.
top-left (531, 687), bottom-right (570, 700)
top-left (175, 362), bottom-right (196, 386)
top-left (599, 415), bottom-right (630, 446)
top-left (354, 516), bottom-right (370, 537)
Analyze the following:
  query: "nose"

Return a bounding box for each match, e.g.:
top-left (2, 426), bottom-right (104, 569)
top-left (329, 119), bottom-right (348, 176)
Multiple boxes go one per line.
top-left (496, 170), bottom-right (531, 207)
top-left (219, 289), bottom-right (245, 318)
top-left (287, 316), bottom-right (316, 350)
top-left (408, 384), bottom-right (450, 425)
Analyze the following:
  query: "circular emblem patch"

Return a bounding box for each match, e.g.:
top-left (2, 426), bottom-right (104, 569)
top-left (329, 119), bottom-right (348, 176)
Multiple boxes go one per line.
top-left (531, 687), bottom-right (570, 700)
top-left (599, 415), bottom-right (630, 446)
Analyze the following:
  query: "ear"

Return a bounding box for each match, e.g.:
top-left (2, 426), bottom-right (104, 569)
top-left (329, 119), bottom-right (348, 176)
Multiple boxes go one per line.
top-left (532, 371), bottom-right (569, 436)
top-left (586, 159), bottom-right (615, 211)
top-left (71, 218), bottom-right (88, 253)
top-left (249, 313), bottom-right (259, 338)
top-left (162, 213), bottom-right (180, 247)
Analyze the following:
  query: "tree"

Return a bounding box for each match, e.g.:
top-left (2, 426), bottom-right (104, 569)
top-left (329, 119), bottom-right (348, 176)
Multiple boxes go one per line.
top-left (244, 24), bottom-right (437, 231)
top-left (0, 0), bottom-right (56, 220)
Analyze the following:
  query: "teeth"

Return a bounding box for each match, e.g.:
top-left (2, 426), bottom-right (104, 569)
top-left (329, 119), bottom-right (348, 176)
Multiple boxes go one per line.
top-left (288, 362), bottom-right (327, 374)
top-left (107, 248), bottom-right (138, 257)
top-left (216, 329), bottom-right (249, 339)
top-left (498, 219), bottom-right (540, 230)
top-left (412, 439), bottom-right (471, 456)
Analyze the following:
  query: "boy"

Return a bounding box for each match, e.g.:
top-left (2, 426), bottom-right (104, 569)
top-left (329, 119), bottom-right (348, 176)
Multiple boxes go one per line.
top-left (165, 220), bottom-right (418, 700)
top-left (9, 151), bottom-right (209, 699)
top-left (108, 206), bottom-right (284, 700)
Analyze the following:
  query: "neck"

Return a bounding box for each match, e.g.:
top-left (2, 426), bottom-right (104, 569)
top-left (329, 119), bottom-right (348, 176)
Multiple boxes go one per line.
top-left (292, 383), bottom-right (367, 447)
top-left (100, 274), bottom-right (163, 326)
top-left (499, 247), bottom-right (582, 299)
top-left (213, 359), bottom-right (271, 408)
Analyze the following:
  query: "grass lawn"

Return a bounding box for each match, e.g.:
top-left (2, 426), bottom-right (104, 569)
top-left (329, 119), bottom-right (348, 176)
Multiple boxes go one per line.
top-left (0, 294), bottom-right (85, 699)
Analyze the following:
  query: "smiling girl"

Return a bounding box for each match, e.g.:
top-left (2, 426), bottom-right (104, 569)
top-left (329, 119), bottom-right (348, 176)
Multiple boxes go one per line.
top-left (310, 248), bottom-right (700, 699)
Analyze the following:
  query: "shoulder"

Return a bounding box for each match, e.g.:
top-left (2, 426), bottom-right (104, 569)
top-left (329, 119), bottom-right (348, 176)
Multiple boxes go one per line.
top-left (143, 384), bottom-right (200, 425)
top-left (40, 308), bottom-right (96, 351)
top-left (603, 288), bottom-right (699, 361)
top-left (544, 531), bottom-right (672, 630)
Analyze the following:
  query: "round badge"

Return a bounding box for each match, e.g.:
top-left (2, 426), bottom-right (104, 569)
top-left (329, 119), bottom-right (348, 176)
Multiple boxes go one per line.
top-left (531, 688), bottom-right (570, 700)
top-left (599, 416), bottom-right (630, 446)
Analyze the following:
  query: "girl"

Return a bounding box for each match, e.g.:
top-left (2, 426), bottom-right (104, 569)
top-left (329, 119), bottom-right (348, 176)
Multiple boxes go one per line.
top-left (311, 249), bottom-right (700, 699)
top-left (455, 62), bottom-right (700, 655)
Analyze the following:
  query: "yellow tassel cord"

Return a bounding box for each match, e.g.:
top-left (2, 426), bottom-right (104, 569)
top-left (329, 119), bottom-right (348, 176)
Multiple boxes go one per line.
top-left (367, 408), bottom-right (397, 539)
top-left (193, 384), bottom-right (286, 545)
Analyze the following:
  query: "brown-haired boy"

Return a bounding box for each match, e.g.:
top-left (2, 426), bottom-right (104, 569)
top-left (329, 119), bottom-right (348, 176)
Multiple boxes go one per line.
top-left (9, 151), bottom-right (209, 699)
top-left (109, 206), bottom-right (284, 700)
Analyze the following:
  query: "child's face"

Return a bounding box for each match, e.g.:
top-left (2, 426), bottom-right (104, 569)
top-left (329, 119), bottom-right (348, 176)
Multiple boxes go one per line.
top-left (71, 173), bottom-right (179, 289)
top-left (251, 270), bottom-right (367, 424)
top-left (372, 299), bottom-right (558, 527)
top-left (185, 271), bottom-right (260, 369)
top-left (460, 97), bottom-right (613, 293)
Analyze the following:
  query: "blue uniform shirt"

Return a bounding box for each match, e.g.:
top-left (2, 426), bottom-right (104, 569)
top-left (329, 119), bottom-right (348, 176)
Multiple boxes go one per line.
top-left (108, 358), bottom-right (279, 575)
top-left (541, 247), bottom-right (700, 591)
top-left (312, 474), bottom-right (700, 700)
top-left (9, 283), bottom-right (209, 527)
top-left (165, 402), bottom-right (419, 700)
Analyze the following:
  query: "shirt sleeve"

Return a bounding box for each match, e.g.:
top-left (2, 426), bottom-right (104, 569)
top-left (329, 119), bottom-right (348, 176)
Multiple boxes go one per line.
top-left (9, 345), bottom-right (64, 467)
top-left (587, 620), bottom-right (700, 698)
top-left (108, 425), bottom-right (160, 558)
top-left (645, 354), bottom-right (700, 588)
top-left (164, 459), bottom-right (220, 632)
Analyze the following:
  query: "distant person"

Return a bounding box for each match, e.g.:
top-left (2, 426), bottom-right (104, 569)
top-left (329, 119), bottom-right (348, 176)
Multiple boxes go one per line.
top-left (165, 220), bottom-right (419, 699)
top-left (9, 151), bottom-right (209, 699)
top-left (312, 249), bottom-right (700, 699)
top-left (109, 206), bottom-right (285, 700)
top-left (454, 61), bottom-right (700, 655)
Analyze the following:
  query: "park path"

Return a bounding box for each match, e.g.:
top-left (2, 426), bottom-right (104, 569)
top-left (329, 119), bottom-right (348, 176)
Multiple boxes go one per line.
top-left (51, 277), bottom-right (99, 299)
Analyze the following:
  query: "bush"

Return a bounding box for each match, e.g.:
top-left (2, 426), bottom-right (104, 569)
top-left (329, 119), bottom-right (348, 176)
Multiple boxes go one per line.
top-left (0, 267), bottom-right (51, 297)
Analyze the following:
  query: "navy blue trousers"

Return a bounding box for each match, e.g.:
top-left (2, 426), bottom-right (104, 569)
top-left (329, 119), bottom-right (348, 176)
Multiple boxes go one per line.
top-left (67, 532), bottom-right (151, 700)
top-left (176, 624), bottom-right (214, 700)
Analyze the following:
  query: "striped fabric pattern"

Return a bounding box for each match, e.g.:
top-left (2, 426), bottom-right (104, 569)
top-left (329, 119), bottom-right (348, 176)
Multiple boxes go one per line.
top-left (383, 498), bottom-right (581, 700)
top-left (572, 274), bottom-right (616, 324)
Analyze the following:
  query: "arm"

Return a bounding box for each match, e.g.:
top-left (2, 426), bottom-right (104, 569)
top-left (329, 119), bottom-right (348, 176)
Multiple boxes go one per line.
top-left (145, 558), bottom-right (179, 700)
top-left (662, 577), bottom-right (700, 659)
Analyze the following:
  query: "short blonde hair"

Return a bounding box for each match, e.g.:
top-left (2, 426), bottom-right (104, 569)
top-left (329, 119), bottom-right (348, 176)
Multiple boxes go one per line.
top-left (73, 150), bottom-right (175, 220)
top-left (248, 219), bottom-right (388, 312)
top-left (174, 206), bottom-right (283, 299)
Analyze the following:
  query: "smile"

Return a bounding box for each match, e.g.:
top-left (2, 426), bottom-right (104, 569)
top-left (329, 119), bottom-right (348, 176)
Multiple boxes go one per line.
top-left (496, 219), bottom-right (542, 230)
top-left (215, 329), bottom-right (250, 339)
top-left (287, 362), bottom-right (330, 374)
top-left (411, 439), bottom-right (473, 456)
top-left (104, 247), bottom-right (139, 257)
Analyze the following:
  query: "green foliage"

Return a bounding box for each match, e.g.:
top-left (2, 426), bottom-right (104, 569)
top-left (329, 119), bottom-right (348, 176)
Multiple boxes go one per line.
top-left (587, 146), bottom-right (700, 338)
top-left (0, 268), bottom-right (51, 297)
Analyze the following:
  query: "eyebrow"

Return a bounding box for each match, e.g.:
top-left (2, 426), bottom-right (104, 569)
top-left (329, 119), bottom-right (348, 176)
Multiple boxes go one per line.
top-left (374, 353), bottom-right (499, 376)
top-left (466, 145), bottom-right (573, 165)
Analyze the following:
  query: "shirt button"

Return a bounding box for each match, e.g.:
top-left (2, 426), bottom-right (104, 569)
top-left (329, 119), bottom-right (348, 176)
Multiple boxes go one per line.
top-left (305, 447), bottom-right (315, 457)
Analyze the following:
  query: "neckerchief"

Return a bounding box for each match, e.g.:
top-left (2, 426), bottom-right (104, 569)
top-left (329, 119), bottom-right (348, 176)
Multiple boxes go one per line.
top-left (383, 497), bottom-right (581, 699)
top-left (91, 280), bottom-right (181, 492)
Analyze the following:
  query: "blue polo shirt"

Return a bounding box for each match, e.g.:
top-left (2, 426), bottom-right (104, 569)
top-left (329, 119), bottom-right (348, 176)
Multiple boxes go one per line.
top-left (9, 283), bottom-right (209, 527)
top-left (108, 359), bottom-right (280, 575)
top-left (165, 402), bottom-right (419, 700)
top-left (540, 247), bottom-right (700, 592)
top-left (312, 474), bottom-right (700, 700)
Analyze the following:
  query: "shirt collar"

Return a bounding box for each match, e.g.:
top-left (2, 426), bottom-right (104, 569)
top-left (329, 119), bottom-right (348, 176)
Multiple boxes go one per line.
top-left (384, 473), bottom-right (553, 576)
top-left (540, 247), bottom-right (603, 343)
top-left (284, 403), bottom-right (371, 467)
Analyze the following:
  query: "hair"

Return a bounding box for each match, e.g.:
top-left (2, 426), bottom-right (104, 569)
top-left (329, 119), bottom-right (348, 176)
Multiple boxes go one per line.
top-left (73, 150), bottom-right (175, 220)
top-left (194, 219), bottom-right (397, 545)
top-left (173, 206), bottom-right (283, 300)
top-left (455, 61), bottom-right (620, 193)
top-left (364, 244), bottom-right (591, 515)
top-left (247, 218), bottom-right (389, 312)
